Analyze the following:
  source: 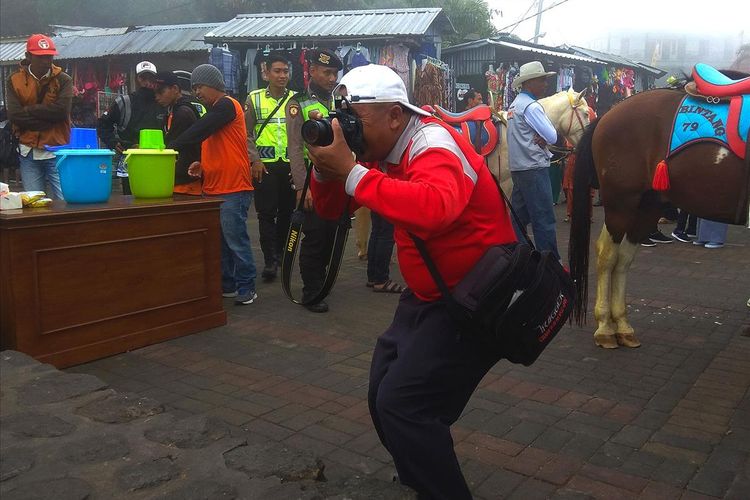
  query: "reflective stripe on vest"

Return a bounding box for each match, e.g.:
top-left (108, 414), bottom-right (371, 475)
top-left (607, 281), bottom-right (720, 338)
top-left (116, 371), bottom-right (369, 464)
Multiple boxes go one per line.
top-left (250, 88), bottom-right (295, 163)
top-left (298, 97), bottom-right (333, 160)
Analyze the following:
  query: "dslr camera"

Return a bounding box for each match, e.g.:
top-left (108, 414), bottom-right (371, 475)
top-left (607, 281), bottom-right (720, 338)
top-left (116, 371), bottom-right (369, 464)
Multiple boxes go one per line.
top-left (301, 98), bottom-right (365, 155)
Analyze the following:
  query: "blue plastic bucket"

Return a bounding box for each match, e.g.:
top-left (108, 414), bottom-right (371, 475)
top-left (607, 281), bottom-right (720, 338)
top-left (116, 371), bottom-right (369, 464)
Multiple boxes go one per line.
top-left (46, 128), bottom-right (99, 152)
top-left (56, 149), bottom-right (115, 203)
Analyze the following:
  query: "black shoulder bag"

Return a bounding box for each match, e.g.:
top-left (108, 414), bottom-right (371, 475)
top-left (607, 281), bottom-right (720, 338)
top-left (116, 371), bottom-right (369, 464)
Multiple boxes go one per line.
top-left (409, 174), bottom-right (574, 366)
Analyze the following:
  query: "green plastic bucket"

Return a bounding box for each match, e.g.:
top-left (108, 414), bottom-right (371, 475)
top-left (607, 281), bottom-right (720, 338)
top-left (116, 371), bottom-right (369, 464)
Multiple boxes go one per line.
top-left (123, 148), bottom-right (177, 198)
top-left (139, 129), bottom-right (165, 150)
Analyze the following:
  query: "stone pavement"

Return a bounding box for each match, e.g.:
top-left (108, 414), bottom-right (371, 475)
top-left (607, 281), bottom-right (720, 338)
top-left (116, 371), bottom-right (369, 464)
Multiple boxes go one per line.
top-left (4, 204), bottom-right (750, 499)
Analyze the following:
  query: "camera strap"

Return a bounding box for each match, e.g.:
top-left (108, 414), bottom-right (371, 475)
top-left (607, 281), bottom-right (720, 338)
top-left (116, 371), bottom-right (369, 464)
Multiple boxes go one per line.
top-left (281, 162), bottom-right (352, 305)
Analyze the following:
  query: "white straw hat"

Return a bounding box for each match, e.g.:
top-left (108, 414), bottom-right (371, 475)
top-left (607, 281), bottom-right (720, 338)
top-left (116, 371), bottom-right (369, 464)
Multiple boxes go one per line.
top-left (513, 61), bottom-right (556, 90)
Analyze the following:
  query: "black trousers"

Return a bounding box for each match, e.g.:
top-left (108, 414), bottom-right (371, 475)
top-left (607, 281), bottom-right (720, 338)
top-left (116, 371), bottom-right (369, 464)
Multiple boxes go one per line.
top-left (367, 211), bottom-right (395, 284)
top-left (368, 291), bottom-right (501, 500)
top-left (121, 177), bottom-right (131, 195)
top-left (254, 161), bottom-right (296, 266)
top-left (299, 209), bottom-right (338, 301)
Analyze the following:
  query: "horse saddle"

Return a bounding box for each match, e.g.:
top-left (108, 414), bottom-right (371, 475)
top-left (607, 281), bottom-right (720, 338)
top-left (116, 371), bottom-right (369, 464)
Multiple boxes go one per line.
top-left (692, 63), bottom-right (750, 98)
top-left (669, 94), bottom-right (750, 161)
top-left (423, 104), bottom-right (499, 157)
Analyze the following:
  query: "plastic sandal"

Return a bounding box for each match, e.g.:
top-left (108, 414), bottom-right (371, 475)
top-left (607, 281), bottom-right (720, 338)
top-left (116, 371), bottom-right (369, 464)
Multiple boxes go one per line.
top-left (372, 280), bottom-right (404, 294)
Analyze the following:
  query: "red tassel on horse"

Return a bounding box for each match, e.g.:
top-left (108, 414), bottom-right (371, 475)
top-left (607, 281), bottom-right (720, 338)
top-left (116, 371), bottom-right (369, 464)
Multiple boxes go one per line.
top-left (652, 160), bottom-right (670, 191)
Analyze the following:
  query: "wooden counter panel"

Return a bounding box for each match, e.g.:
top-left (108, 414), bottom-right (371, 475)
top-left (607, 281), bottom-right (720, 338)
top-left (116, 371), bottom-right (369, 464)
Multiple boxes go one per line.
top-left (1, 196), bottom-right (227, 368)
top-left (35, 230), bottom-right (211, 334)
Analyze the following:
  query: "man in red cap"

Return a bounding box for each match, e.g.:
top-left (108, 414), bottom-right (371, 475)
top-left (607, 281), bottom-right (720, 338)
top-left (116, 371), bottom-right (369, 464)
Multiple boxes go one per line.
top-left (6, 34), bottom-right (72, 199)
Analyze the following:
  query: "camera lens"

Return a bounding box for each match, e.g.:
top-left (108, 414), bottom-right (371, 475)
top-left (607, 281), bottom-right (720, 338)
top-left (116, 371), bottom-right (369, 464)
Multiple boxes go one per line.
top-left (301, 119), bottom-right (334, 147)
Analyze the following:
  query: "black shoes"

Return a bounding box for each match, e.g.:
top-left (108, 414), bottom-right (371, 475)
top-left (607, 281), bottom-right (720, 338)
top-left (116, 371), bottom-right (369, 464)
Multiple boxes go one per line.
top-left (304, 300), bottom-right (329, 313)
top-left (261, 262), bottom-right (278, 282)
top-left (671, 230), bottom-right (692, 243)
top-left (641, 230), bottom-right (673, 247)
top-left (648, 230), bottom-right (673, 244)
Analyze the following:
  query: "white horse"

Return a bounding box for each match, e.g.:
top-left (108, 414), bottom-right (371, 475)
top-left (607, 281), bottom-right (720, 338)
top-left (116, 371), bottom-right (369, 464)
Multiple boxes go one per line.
top-left (354, 89), bottom-right (591, 258)
top-left (488, 88), bottom-right (591, 196)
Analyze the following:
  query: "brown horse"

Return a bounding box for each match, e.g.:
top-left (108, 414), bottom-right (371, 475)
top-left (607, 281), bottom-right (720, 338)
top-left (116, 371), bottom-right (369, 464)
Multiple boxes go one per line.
top-left (568, 81), bottom-right (748, 349)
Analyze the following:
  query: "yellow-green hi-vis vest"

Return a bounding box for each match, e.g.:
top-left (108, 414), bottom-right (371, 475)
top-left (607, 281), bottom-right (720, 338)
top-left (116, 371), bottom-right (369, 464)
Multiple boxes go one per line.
top-left (249, 88), bottom-right (296, 163)
top-left (298, 94), bottom-right (334, 160)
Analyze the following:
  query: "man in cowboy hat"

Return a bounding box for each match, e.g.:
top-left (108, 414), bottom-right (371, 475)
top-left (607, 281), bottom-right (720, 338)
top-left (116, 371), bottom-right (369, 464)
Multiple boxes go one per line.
top-left (6, 34), bottom-right (72, 199)
top-left (507, 60), bottom-right (561, 260)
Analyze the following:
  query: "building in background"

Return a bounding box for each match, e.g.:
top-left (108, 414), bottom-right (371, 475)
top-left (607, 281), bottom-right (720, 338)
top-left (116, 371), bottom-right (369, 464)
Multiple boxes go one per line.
top-left (586, 30), bottom-right (744, 82)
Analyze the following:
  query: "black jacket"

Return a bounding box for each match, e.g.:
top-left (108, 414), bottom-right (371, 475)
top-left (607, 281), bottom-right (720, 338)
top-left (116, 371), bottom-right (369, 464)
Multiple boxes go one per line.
top-left (165, 96), bottom-right (202, 185)
top-left (96, 87), bottom-right (165, 150)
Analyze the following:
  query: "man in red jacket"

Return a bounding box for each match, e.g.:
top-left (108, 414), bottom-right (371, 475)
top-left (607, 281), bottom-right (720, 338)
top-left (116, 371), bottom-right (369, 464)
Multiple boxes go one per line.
top-left (307, 64), bottom-right (517, 500)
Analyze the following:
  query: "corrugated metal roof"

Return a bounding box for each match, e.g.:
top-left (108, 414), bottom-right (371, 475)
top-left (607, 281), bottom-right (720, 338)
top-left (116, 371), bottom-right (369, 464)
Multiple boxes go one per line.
top-left (443, 38), bottom-right (601, 64)
top-left (0, 24), bottom-right (218, 64)
top-left (205, 8), bottom-right (449, 41)
top-left (0, 39), bottom-right (27, 66)
top-left (490, 40), bottom-right (602, 64)
top-left (53, 23), bottom-right (219, 60)
top-left (568, 45), bottom-right (665, 76)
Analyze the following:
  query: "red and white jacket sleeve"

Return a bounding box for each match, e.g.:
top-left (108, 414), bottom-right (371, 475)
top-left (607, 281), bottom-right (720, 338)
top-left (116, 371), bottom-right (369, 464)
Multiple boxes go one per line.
top-left (343, 148), bottom-right (473, 239)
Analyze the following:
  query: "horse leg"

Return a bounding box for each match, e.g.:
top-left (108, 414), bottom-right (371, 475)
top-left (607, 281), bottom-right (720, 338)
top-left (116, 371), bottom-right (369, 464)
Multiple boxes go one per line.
top-left (610, 237), bottom-right (641, 347)
top-left (593, 226), bottom-right (618, 348)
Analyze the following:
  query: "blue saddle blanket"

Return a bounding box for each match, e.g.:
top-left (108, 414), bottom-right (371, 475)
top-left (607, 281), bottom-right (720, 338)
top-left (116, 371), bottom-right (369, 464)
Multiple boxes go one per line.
top-left (669, 95), bottom-right (749, 159)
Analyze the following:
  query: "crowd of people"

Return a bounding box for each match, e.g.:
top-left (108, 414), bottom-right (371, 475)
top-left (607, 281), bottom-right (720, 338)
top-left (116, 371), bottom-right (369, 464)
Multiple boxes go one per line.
top-left (3, 33), bottom-right (743, 500)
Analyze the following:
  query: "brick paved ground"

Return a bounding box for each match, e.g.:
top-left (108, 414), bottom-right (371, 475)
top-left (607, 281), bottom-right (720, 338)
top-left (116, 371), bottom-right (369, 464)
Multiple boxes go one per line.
top-left (69, 204), bottom-right (750, 499)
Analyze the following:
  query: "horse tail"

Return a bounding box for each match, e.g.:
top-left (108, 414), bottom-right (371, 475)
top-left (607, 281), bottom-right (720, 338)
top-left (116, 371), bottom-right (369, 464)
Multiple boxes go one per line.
top-left (568, 118), bottom-right (600, 325)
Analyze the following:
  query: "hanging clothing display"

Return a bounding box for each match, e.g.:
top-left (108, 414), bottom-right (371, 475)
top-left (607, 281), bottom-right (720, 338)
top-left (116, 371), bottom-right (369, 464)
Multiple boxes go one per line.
top-left (485, 63), bottom-right (520, 112)
top-left (556, 66), bottom-right (575, 91)
top-left (380, 44), bottom-right (410, 88)
top-left (210, 46), bottom-right (241, 94)
top-left (414, 58), bottom-right (448, 108)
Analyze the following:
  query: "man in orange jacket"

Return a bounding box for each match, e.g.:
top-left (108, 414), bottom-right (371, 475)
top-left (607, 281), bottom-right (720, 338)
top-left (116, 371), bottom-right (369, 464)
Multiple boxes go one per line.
top-left (6, 34), bottom-right (72, 199)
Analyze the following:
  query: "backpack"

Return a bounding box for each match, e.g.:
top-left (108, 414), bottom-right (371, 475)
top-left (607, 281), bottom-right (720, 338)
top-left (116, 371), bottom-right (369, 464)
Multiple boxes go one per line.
top-left (0, 122), bottom-right (19, 167)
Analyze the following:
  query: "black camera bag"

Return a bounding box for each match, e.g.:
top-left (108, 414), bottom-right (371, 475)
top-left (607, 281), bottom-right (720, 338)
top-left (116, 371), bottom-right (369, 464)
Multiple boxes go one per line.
top-left (410, 175), bottom-right (574, 366)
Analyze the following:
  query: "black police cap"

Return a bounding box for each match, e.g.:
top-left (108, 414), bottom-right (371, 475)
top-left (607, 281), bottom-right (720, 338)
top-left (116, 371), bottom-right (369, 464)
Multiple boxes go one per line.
top-left (308, 49), bottom-right (343, 70)
top-left (154, 71), bottom-right (181, 88)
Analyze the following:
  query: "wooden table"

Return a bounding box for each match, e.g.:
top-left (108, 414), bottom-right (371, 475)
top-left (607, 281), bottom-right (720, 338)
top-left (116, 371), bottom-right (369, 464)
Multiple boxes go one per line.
top-left (1, 195), bottom-right (227, 368)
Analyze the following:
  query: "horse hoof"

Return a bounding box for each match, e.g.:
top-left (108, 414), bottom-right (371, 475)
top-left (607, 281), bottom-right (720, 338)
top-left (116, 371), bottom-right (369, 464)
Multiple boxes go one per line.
top-left (594, 334), bottom-right (618, 349)
top-left (616, 333), bottom-right (641, 348)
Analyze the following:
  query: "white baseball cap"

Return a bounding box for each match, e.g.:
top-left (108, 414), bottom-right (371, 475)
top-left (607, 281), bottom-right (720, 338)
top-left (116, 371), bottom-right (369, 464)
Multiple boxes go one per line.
top-left (335, 64), bottom-right (430, 116)
top-left (136, 61), bottom-right (157, 75)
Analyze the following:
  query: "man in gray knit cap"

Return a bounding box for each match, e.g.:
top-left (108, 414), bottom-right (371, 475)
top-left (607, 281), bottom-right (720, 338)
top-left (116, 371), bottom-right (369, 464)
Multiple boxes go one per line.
top-left (170, 64), bottom-right (258, 305)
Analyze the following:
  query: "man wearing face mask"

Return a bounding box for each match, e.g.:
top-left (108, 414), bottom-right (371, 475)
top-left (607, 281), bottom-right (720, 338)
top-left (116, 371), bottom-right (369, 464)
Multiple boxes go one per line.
top-left (306, 64), bottom-right (517, 500)
top-left (285, 49), bottom-right (343, 313)
top-left (97, 61), bottom-right (165, 195)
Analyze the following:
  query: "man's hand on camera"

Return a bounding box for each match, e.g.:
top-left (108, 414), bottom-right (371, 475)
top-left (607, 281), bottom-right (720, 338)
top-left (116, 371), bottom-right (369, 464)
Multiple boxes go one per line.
top-left (307, 118), bottom-right (356, 182)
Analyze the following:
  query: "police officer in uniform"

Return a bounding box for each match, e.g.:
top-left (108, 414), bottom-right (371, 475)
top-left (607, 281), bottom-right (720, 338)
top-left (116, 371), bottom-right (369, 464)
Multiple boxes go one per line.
top-left (246, 53), bottom-right (297, 281)
top-left (286, 49), bottom-right (343, 313)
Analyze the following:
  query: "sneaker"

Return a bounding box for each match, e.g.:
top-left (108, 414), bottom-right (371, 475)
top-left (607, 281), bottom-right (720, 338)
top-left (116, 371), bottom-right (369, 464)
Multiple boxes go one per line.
top-left (693, 240), bottom-right (706, 246)
top-left (235, 289), bottom-right (258, 305)
top-left (704, 242), bottom-right (724, 249)
top-left (671, 230), bottom-right (692, 243)
top-left (648, 230), bottom-right (673, 244)
top-left (640, 238), bottom-right (657, 247)
top-left (686, 232), bottom-right (697, 238)
top-left (222, 290), bottom-right (238, 298)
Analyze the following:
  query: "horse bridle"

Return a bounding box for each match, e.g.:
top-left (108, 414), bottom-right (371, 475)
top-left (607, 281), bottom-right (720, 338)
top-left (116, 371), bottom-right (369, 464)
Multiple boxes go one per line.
top-left (549, 93), bottom-right (588, 159)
